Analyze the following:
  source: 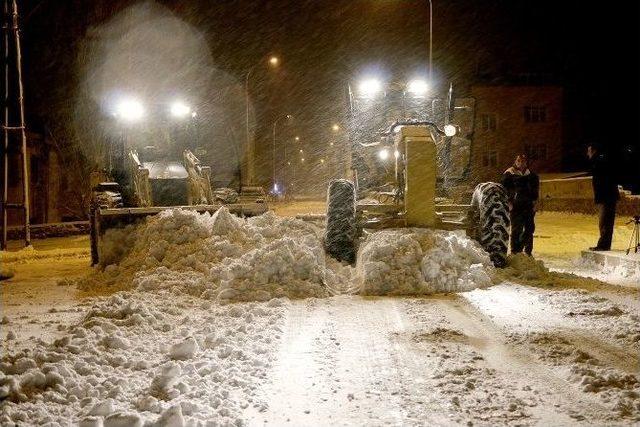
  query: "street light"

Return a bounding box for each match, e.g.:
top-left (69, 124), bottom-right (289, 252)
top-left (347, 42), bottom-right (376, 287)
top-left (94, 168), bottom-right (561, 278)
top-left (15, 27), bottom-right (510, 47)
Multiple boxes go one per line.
top-left (331, 124), bottom-right (340, 132)
top-left (114, 98), bottom-right (144, 122)
top-left (245, 55), bottom-right (280, 186)
top-left (378, 148), bottom-right (390, 161)
top-left (273, 114), bottom-right (293, 194)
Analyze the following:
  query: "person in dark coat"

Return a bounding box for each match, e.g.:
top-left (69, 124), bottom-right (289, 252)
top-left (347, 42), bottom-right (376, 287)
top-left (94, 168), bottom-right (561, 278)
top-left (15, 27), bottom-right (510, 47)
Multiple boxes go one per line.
top-left (502, 154), bottom-right (539, 255)
top-left (587, 144), bottom-right (619, 251)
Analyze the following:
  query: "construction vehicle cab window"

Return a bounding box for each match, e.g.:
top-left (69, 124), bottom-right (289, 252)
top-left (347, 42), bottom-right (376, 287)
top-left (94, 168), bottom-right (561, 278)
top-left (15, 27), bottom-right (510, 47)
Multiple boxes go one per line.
top-left (1, 2), bottom-right (639, 426)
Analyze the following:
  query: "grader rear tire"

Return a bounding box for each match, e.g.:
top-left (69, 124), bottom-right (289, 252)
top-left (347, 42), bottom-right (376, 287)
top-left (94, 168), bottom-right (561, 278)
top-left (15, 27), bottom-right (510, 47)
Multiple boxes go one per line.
top-left (325, 179), bottom-right (358, 264)
top-left (469, 182), bottom-right (510, 267)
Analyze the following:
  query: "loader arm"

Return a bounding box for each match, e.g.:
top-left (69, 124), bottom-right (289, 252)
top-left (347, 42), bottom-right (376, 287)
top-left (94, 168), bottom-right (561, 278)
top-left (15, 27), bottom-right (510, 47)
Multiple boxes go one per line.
top-left (128, 150), bottom-right (152, 207)
top-left (183, 149), bottom-right (213, 205)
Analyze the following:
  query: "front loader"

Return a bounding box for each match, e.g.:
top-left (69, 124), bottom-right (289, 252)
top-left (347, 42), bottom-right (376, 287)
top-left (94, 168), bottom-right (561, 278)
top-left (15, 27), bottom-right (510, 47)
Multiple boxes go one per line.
top-left (89, 147), bottom-right (267, 266)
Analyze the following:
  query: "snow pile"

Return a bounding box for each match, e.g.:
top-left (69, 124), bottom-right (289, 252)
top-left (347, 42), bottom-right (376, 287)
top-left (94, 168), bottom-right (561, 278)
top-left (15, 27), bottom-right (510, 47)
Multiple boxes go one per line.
top-left (0, 292), bottom-right (290, 425)
top-left (83, 208), bottom-right (347, 301)
top-left (357, 229), bottom-right (494, 295)
top-left (86, 209), bottom-right (504, 300)
top-left (499, 254), bottom-right (609, 289)
top-left (500, 253), bottom-right (555, 285)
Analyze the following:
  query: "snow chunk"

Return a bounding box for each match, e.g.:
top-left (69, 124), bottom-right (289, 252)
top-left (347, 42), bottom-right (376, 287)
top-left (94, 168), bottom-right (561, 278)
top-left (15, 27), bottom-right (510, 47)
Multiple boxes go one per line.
top-left (210, 206), bottom-right (242, 235)
top-left (89, 399), bottom-right (115, 417)
top-left (155, 404), bottom-right (185, 427)
top-left (169, 337), bottom-right (199, 360)
top-left (103, 412), bottom-right (142, 427)
top-left (150, 362), bottom-right (181, 392)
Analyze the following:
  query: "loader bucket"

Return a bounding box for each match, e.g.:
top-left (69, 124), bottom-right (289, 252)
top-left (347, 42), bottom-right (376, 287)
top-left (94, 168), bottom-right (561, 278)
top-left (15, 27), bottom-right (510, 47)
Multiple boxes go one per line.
top-left (89, 202), bottom-right (268, 265)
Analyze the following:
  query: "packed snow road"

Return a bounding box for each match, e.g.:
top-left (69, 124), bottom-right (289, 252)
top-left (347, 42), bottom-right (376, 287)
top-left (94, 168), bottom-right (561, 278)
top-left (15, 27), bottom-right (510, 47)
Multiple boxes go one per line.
top-left (1, 208), bottom-right (638, 426)
top-left (255, 291), bottom-right (638, 426)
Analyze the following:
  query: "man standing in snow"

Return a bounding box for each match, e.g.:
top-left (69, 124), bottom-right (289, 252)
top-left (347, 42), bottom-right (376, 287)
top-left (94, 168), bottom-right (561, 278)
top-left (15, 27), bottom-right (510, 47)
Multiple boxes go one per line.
top-left (587, 143), bottom-right (619, 251)
top-left (502, 154), bottom-right (539, 255)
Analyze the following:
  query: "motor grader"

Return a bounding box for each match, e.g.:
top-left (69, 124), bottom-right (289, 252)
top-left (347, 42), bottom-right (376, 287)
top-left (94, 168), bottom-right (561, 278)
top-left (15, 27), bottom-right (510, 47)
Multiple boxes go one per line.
top-left (324, 85), bottom-right (510, 267)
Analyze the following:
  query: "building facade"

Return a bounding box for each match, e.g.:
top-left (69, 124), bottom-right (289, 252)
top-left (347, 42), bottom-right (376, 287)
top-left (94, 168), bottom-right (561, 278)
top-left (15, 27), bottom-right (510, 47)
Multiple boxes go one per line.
top-left (470, 85), bottom-right (563, 183)
top-left (1, 132), bottom-right (62, 229)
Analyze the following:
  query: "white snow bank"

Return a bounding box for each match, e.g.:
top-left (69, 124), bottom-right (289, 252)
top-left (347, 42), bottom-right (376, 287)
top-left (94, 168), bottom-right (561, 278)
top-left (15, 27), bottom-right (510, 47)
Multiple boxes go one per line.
top-left (86, 209), bottom-right (504, 300)
top-left (0, 292), bottom-right (290, 426)
top-left (83, 208), bottom-right (346, 301)
top-left (357, 229), bottom-right (495, 295)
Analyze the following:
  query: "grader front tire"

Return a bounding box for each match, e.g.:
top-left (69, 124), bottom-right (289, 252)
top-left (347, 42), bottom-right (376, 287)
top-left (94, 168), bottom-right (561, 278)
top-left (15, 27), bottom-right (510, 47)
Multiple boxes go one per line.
top-left (325, 179), bottom-right (358, 264)
top-left (470, 182), bottom-right (510, 267)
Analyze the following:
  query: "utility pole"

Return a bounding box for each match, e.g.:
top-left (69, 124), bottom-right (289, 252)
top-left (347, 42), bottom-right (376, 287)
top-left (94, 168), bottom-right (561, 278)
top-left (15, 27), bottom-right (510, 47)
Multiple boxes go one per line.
top-left (1, 0), bottom-right (30, 249)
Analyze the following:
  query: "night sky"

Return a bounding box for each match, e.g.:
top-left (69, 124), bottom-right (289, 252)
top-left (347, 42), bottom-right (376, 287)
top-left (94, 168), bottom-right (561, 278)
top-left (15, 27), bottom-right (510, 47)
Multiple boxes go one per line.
top-left (18, 0), bottom-right (640, 190)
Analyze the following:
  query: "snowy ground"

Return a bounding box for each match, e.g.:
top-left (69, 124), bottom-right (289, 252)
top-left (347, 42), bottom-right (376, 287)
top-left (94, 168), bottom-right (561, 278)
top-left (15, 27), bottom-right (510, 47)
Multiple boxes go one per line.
top-left (1, 206), bottom-right (638, 426)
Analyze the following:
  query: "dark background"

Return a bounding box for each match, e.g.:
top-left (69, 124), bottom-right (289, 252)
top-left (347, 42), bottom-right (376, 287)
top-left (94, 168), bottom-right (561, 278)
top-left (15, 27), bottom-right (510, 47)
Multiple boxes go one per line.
top-left (18, 0), bottom-right (640, 191)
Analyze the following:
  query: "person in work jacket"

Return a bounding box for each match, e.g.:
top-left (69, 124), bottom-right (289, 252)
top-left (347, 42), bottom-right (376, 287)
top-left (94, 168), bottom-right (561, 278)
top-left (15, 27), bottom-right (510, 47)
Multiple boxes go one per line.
top-left (587, 143), bottom-right (619, 251)
top-left (502, 154), bottom-right (540, 255)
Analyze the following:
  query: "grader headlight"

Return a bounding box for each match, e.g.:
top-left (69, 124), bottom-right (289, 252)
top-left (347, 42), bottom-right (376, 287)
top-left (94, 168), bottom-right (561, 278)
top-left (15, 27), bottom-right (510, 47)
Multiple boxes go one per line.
top-left (444, 124), bottom-right (458, 137)
top-left (407, 79), bottom-right (429, 97)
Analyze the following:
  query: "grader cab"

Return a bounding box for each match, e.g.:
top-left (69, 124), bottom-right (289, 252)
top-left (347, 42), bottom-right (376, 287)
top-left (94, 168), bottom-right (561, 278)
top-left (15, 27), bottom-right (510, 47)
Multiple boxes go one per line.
top-left (324, 123), bottom-right (510, 267)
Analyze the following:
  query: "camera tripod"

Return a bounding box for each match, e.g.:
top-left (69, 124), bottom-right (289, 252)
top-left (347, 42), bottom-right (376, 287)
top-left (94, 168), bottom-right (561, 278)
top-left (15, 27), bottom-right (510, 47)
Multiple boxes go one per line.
top-left (626, 215), bottom-right (640, 255)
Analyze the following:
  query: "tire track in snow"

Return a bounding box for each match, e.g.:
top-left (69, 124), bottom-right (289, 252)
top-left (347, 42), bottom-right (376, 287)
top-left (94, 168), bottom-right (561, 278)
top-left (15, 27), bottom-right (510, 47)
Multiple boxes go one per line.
top-left (429, 295), bottom-right (613, 425)
top-left (255, 296), bottom-right (451, 426)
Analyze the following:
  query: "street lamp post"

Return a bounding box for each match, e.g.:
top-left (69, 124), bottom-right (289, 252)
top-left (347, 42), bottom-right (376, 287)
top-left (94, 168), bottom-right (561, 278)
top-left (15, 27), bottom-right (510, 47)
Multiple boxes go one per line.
top-left (427, 0), bottom-right (433, 82)
top-left (245, 56), bottom-right (279, 188)
top-left (244, 70), bottom-right (253, 187)
top-left (272, 114), bottom-right (292, 194)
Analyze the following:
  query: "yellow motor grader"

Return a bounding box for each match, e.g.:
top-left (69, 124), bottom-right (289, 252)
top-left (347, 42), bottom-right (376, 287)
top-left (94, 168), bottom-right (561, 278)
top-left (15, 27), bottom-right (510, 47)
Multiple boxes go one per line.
top-left (324, 85), bottom-right (510, 267)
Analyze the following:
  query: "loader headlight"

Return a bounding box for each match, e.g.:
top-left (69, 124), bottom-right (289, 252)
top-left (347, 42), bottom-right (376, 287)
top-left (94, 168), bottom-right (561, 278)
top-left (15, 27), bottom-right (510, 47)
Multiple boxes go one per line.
top-left (358, 79), bottom-right (382, 99)
top-left (114, 98), bottom-right (144, 122)
top-left (444, 124), bottom-right (458, 137)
